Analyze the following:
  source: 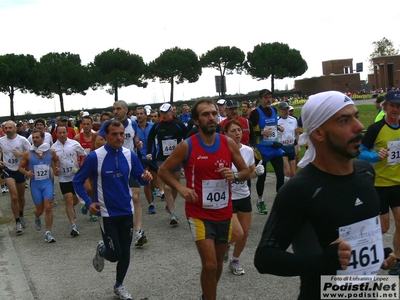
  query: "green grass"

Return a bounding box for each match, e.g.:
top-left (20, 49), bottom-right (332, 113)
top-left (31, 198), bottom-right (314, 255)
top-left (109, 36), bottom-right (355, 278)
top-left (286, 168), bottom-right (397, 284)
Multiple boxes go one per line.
top-left (265, 103), bottom-right (377, 173)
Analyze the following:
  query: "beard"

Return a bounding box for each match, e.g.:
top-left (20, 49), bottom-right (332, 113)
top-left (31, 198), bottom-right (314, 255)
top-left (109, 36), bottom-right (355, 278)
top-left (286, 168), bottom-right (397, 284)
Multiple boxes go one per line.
top-left (326, 132), bottom-right (363, 159)
top-left (199, 122), bottom-right (216, 136)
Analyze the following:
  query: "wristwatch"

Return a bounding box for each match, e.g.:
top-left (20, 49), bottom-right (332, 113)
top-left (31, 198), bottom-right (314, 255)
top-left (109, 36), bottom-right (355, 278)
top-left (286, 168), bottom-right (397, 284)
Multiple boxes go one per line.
top-left (234, 172), bottom-right (239, 181)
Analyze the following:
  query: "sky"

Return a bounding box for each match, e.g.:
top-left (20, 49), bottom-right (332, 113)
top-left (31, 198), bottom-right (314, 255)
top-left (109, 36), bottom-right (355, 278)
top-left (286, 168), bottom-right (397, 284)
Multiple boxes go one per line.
top-left (1, 0), bottom-right (399, 118)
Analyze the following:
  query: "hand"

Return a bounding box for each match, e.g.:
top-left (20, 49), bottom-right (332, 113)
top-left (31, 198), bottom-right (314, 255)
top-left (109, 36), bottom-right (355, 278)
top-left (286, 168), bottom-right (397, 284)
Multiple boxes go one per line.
top-left (54, 167), bottom-right (60, 176)
top-left (178, 186), bottom-right (198, 203)
top-left (12, 149), bottom-right (22, 157)
top-left (378, 148), bottom-right (389, 160)
top-left (136, 140), bottom-right (143, 149)
top-left (255, 160), bottom-right (264, 176)
top-left (218, 167), bottom-right (235, 181)
top-left (141, 170), bottom-right (153, 181)
top-left (278, 125), bottom-right (284, 132)
top-left (89, 202), bottom-right (102, 215)
top-left (380, 252), bottom-right (397, 270)
top-left (146, 154), bottom-right (152, 160)
top-left (26, 170), bottom-right (34, 179)
top-left (331, 238), bottom-right (351, 270)
top-left (261, 128), bottom-right (272, 137)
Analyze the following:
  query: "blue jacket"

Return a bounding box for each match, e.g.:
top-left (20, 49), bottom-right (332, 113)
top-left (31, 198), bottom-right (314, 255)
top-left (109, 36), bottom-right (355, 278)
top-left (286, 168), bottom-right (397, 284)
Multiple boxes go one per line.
top-left (73, 144), bottom-right (146, 217)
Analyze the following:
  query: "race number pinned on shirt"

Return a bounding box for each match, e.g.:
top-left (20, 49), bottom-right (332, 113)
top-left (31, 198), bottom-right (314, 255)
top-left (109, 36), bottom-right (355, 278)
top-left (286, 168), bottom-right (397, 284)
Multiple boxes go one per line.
top-left (33, 164), bottom-right (50, 180)
top-left (387, 140), bottom-right (400, 165)
top-left (162, 139), bottom-right (177, 156)
top-left (337, 216), bottom-right (384, 276)
top-left (263, 125), bottom-right (277, 142)
top-left (202, 179), bottom-right (229, 209)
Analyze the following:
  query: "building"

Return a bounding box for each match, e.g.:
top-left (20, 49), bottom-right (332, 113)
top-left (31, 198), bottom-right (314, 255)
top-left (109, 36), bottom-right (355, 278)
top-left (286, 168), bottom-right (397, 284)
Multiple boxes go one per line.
top-left (368, 55), bottom-right (400, 91)
top-left (295, 58), bottom-right (361, 96)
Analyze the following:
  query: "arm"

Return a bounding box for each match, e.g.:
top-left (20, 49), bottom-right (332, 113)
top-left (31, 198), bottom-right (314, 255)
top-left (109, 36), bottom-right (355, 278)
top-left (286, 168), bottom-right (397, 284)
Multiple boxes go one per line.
top-left (219, 138), bottom-right (250, 181)
top-left (18, 151), bottom-right (33, 178)
top-left (50, 149), bottom-right (60, 176)
top-left (158, 140), bottom-right (198, 202)
top-left (248, 120), bottom-right (256, 147)
top-left (73, 134), bottom-right (80, 142)
top-left (146, 125), bottom-right (156, 160)
top-left (72, 154), bottom-right (96, 207)
top-left (357, 144), bottom-right (387, 163)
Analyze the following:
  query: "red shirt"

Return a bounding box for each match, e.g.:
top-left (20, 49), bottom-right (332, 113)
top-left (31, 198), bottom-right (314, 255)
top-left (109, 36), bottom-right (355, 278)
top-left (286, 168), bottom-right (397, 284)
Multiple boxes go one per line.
top-left (219, 116), bottom-right (250, 146)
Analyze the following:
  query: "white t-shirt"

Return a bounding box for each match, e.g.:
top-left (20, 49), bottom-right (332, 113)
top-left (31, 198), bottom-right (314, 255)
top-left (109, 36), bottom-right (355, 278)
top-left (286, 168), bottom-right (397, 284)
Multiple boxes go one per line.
top-left (278, 116), bottom-right (297, 147)
top-left (0, 135), bottom-right (31, 171)
top-left (51, 138), bottom-right (86, 183)
top-left (28, 132), bottom-right (53, 146)
top-left (231, 144), bottom-right (254, 200)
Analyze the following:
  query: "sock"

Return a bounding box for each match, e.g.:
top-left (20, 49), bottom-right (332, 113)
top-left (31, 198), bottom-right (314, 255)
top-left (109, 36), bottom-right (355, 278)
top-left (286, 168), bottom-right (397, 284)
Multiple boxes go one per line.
top-left (284, 176), bottom-right (290, 183)
top-left (114, 281), bottom-right (122, 288)
top-left (15, 218), bottom-right (20, 224)
top-left (257, 198), bottom-right (263, 203)
top-left (19, 211), bottom-right (24, 217)
top-left (232, 256), bottom-right (239, 263)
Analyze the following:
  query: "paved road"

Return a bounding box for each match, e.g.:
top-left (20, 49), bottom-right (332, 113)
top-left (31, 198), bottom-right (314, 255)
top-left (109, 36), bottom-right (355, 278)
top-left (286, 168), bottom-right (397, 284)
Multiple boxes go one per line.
top-left (0, 171), bottom-right (396, 300)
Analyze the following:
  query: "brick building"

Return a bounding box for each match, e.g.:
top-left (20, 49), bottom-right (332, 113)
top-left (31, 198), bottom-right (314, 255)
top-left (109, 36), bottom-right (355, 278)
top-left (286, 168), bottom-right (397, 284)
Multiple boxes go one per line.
top-left (295, 58), bottom-right (361, 96)
top-left (367, 55), bottom-right (400, 91)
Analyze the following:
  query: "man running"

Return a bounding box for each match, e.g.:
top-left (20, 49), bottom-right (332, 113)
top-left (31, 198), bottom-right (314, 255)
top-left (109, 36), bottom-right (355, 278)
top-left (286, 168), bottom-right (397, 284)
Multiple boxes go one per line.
top-left (0, 120), bottom-right (31, 234)
top-left (19, 129), bottom-right (60, 243)
top-left (158, 99), bottom-right (249, 300)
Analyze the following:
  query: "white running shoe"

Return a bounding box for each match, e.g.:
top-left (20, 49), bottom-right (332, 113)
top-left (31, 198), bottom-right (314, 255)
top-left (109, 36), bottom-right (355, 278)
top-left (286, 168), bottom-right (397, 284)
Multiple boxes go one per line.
top-left (113, 284), bottom-right (132, 300)
top-left (93, 240), bottom-right (105, 272)
top-left (228, 259), bottom-right (245, 275)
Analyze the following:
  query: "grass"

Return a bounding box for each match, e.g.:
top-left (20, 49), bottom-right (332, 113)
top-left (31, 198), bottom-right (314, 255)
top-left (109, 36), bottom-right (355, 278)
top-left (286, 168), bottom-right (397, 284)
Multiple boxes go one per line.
top-left (265, 103), bottom-right (378, 173)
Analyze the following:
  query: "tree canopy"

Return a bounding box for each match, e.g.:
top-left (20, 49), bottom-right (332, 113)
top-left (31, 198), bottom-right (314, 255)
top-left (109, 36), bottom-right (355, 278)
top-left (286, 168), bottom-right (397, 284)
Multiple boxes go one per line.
top-left (148, 47), bottom-right (202, 103)
top-left (368, 37), bottom-right (399, 69)
top-left (0, 54), bottom-right (37, 119)
top-left (200, 46), bottom-right (245, 98)
top-left (91, 48), bottom-right (148, 102)
top-left (245, 42), bottom-right (307, 93)
top-left (34, 52), bottom-right (91, 114)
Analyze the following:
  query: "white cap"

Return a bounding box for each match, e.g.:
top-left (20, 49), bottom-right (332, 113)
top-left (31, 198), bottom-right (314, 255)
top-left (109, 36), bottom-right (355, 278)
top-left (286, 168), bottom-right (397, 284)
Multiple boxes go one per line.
top-left (28, 119), bottom-right (34, 124)
top-left (216, 99), bottom-right (226, 105)
top-left (82, 111), bottom-right (89, 117)
top-left (160, 103), bottom-right (172, 112)
top-left (289, 106), bottom-right (294, 110)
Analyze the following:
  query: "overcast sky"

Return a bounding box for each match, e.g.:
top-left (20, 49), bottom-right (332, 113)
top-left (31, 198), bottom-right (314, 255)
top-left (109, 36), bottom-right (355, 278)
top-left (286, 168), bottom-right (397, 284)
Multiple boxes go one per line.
top-left (1, 0), bottom-right (399, 117)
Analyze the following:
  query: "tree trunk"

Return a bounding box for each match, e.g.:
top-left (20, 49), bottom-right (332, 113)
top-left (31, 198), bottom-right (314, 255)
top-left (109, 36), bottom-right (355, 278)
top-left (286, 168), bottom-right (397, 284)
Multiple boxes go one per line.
top-left (114, 85), bottom-right (118, 102)
top-left (270, 73), bottom-right (275, 94)
top-left (59, 93), bottom-right (65, 114)
top-left (169, 76), bottom-right (174, 104)
top-left (9, 87), bottom-right (15, 120)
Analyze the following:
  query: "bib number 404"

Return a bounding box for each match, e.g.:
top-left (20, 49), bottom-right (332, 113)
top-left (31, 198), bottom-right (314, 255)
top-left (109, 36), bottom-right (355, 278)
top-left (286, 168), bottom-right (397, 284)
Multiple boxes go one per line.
top-left (206, 191), bottom-right (226, 202)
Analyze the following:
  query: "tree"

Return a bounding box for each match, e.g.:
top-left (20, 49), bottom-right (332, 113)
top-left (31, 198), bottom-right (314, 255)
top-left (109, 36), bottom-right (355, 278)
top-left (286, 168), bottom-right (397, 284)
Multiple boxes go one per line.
top-left (91, 48), bottom-right (147, 102)
top-left (245, 42), bottom-right (308, 93)
top-left (0, 54), bottom-right (37, 119)
top-left (35, 52), bottom-right (91, 114)
top-left (200, 46), bottom-right (245, 98)
top-left (369, 37), bottom-right (399, 69)
top-left (148, 47), bottom-right (202, 103)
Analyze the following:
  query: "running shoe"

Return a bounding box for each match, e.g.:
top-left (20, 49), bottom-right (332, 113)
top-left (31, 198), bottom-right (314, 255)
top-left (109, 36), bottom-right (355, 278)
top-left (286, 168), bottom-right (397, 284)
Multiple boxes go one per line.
top-left (25, 183), bottom-right (28, 188)
top-left (34, 216), bottom-right (42, 231)
top-left (44, 232), bottom-right (56, 243)
top-left (93, 240), bottom-right (105, 272)
top-left (81, 205), bottom-right (88, 215)
top-left (90, 214), bottom-right (98, 222)
top-left (148, 204), bottom-right (156, 214)
top-left (256, 200), bottom-right (268, 214)
top-left (134, 230), bottom-right (148, 247)
top-left (113, 284), bottom-right (132, 300)
top-left (70, 224), bottom-right (79, 237)
top-left (224, 244), bottom-right (231, 263)
top-left (160, 191), bottom-right (165, 200)
top-left (5, 185), bottom-right (8, 192)
top-left (170, 212), bottom-right (178, 227)
top-left (53, 199), bottom-right (57, 206)
top-left (1, 186), bottom-right (6, 195)
top-left (16, 222), bottom-right (23, 234)
top-left (20, 216), bottom-right (26, 228)
top-left (228, 259), bottom-right (245, 275)
top-left (389, 261), bottom-right (400, 276)
top-left (152, 188), bottom-right (159, 196)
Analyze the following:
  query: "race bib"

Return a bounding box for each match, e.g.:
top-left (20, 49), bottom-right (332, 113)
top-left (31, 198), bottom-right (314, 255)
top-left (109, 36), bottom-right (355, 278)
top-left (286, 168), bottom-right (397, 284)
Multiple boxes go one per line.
top-left (162, 139), bottom-right (177, 156)
top-left (60, 162), bottom-right (74, 177)
top-left (387, 140), bottom-right (400, 165)
top-left (202, 179), bottom-right (229, 209)
top-left (337, 216), bottom-right (384, 275)
top-left (3, 152), bottom-right (19, 167)
top-left (263, 125), bottom-right (278, 142)
top-left (33, 164), bottom-right (50, 180)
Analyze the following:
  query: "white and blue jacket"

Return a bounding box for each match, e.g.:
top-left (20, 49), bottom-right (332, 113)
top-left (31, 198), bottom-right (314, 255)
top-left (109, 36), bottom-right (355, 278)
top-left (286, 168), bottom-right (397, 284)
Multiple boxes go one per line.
top-left (73, 144), bottom-right (146, 217)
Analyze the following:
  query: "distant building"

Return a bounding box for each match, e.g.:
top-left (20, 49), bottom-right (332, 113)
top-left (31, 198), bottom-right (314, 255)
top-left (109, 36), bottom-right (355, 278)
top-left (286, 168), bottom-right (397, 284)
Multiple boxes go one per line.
top-left (368, 55), bottom-right (400, 91)
top-left (295, 58), bottom-right (361, 96)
